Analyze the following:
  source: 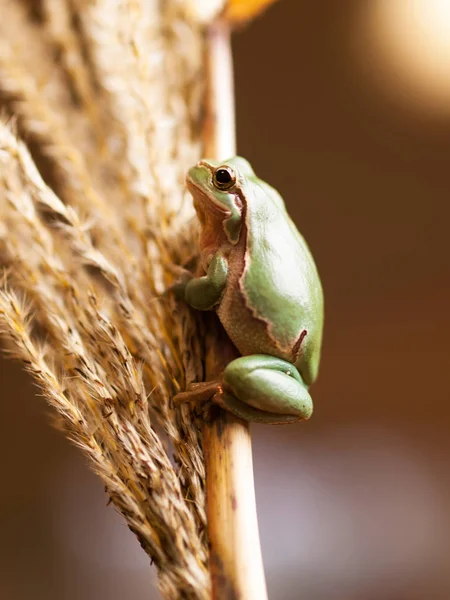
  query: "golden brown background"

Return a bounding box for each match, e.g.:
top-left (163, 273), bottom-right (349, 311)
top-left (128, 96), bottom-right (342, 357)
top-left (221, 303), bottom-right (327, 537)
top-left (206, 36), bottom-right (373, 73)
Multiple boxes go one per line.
top-left (1, 1), bottom-right (449, 598)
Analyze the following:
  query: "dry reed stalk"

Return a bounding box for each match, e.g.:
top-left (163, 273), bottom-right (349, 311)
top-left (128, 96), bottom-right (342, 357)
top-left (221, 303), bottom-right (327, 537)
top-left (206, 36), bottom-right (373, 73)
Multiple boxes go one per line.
top-left (0, 1), bottom-right (215, 598)
top-left (201, 20), bottom-right (268, 600)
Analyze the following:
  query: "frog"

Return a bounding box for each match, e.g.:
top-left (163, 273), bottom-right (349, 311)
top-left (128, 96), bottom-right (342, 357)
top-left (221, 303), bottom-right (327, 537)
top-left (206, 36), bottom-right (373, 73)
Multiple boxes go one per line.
top-left (174, 156), bottom-right (324, 424)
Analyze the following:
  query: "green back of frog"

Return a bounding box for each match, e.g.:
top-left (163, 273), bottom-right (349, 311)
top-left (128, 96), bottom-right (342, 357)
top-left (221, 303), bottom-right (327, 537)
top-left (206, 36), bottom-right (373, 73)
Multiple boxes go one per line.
top-left (241, 179), bottom-right (324, 383)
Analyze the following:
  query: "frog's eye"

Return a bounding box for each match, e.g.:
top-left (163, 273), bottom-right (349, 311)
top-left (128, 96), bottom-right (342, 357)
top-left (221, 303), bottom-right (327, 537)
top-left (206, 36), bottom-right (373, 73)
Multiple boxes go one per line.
top-left (213, 166), bottom-right (236, 191)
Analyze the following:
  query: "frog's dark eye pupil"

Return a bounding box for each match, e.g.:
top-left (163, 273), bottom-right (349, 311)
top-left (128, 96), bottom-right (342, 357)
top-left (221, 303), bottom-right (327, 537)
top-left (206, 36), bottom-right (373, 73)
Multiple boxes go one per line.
top-left (216, 168), bottom-right (232, 184)
top-left (213, 167), bottom-right (236, 190)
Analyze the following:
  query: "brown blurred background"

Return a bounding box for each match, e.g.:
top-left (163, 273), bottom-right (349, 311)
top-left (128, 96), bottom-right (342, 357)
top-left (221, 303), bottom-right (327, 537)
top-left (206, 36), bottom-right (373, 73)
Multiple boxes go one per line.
top-left (1, 1), bottom-right (450, 598)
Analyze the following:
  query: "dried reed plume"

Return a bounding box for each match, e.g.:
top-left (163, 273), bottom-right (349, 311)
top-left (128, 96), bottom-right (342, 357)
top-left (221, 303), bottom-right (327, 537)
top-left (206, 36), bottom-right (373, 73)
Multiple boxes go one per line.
top-left (0, 1), bottom-right (212, 597)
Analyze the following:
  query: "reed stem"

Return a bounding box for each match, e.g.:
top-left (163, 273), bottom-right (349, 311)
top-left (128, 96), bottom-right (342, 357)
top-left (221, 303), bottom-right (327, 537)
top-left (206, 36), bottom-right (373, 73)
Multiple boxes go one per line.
top-left (202, 19), bottom-right (268, 600)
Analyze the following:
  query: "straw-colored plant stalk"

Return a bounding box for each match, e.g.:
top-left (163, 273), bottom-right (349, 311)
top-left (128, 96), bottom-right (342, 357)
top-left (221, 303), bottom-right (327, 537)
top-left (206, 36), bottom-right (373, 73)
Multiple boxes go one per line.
top-left (0, 0), bottom-right (281, 597)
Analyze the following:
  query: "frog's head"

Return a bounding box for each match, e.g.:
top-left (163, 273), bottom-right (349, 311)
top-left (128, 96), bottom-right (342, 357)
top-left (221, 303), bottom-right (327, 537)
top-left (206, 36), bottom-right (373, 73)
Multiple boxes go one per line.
top-left (186, 156), bottom-right (254, 244)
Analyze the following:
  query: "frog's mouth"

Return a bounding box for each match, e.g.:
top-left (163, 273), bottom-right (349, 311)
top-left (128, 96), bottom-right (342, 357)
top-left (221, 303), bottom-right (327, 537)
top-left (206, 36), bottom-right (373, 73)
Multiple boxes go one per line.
top-left (186, 176), bottom-right (230, 220)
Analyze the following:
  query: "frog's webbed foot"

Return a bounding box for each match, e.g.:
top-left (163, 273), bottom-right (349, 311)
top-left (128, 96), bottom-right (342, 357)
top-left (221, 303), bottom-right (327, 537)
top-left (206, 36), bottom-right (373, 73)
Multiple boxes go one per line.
top-left (156, 265), bottom-right (194, 302)
top-left (173, 380), bottom-right (221, 405)
top-left (163, 252), bottom-right (201, 298)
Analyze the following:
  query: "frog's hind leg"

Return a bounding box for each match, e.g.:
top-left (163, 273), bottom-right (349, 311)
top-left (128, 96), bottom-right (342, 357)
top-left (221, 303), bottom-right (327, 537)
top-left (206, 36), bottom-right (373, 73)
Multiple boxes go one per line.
top-left (173, 355), bottom-right (313, 425)
top-left (220, 354), bottom-right (313, 424)
top-left (213, 390), bottom-right (300, 424)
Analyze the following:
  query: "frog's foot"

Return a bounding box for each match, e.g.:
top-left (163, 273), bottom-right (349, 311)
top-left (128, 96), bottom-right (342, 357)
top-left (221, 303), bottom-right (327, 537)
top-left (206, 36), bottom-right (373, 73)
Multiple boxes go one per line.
top-left (173, 380), bottom-right (221, 405)
top-left (161, 268), bottom-right (194, 301)
top-left (217, 355), bottom-right (313, 424)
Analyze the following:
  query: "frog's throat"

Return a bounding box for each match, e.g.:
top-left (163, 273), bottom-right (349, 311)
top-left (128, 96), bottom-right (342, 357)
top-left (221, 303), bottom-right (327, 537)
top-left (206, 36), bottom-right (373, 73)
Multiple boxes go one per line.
top-left (188, 180), bottom-right (244, 245)
top-left (187, 179), bottom-right (227, 217)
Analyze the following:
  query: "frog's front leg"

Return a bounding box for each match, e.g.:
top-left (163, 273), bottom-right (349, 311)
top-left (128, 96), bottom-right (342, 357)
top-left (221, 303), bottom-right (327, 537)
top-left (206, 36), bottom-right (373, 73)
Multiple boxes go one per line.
top-left (175, 355), bottom-right (313, 424)
top-left (183, 251), bottom-right (228, 310)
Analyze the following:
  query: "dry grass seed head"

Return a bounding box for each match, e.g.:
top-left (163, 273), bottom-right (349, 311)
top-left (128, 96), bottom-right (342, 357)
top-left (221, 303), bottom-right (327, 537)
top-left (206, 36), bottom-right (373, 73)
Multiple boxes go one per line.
top-left (0, 1), bottom-right (211, 597)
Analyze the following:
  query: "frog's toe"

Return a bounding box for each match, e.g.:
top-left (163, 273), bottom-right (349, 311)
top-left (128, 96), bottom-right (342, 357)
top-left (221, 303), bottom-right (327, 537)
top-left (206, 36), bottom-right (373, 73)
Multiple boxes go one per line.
top-left (173, 380), bottom-right (221, 405)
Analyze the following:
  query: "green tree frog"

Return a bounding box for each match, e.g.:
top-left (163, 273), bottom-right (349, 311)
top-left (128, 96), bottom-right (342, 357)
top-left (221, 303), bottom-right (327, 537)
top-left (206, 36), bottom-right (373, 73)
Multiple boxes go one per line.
top-left (175, 157), bottom-right (324, 424)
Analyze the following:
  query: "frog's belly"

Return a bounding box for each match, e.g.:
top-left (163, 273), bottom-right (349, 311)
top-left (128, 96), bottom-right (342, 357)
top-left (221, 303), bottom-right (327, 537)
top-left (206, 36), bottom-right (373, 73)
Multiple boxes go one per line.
top-left (217, 283), bottom-right (298, 366)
